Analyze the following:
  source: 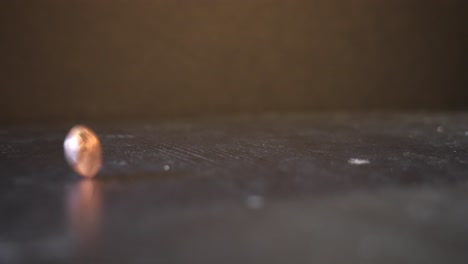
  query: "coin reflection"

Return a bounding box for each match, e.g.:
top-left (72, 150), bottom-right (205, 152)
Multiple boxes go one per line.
top-left (67, 180), bottom-right (102, 248)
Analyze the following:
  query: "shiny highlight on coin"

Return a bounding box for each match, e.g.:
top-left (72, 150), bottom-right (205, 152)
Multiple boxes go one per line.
top-left (64, 125), bottom-right (102, 178)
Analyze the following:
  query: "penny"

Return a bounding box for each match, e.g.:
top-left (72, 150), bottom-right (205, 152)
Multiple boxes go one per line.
top-left (64, 125), bottom-right (102, 178)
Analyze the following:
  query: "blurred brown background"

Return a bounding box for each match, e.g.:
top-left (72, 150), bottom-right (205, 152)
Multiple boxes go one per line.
top-left (0, 0), bottom-right (466, 123)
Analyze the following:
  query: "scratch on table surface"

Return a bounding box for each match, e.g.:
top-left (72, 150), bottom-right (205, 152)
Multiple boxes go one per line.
top-left (3, 144), bottom-right (16, 154)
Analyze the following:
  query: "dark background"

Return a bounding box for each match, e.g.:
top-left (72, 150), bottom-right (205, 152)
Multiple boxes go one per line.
top-left (1, 0), bottom-right (466, 123)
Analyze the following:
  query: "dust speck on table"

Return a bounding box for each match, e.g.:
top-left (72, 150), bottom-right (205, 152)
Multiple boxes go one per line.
top-left (348, 158), bottom-right (370, 165)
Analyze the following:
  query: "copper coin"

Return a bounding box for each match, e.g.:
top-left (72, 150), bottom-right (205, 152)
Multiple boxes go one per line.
top-left (64, 125), bottom-right (102, 178)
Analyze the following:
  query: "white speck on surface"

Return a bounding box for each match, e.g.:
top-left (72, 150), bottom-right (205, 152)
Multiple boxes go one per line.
top-left (118, 160), bottom-right (127, 166)
top-left (437, 126), bottom-right (444, 133)
top-left (245, 195), bottom-right (264, 209)
top-left (348, 158), bottom-right (370, 165)
top-left (464, 131), bottom-right (468, 136)
top-left (163, 165), bottom-right (170, 171)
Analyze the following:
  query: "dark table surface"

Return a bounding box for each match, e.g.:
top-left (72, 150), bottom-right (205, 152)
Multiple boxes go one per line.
top-left (1, 113), bottom-right (468, 264)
